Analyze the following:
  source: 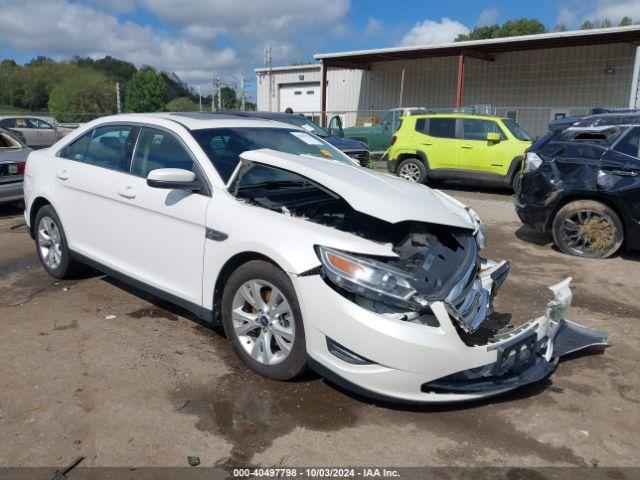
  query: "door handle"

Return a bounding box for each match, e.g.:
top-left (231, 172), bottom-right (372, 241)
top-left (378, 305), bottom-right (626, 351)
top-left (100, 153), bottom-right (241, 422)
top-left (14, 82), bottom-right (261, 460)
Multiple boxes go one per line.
top-left (461, 145), bottom-right (473, 149)
top-left (117, 186), bottom-right (136, 199)
top-left (422, 143), bottom-right (433, 146)
top-left (56, 170), bottom-right (69, 180)
top-left (610, 170), bottom-right (638, 177)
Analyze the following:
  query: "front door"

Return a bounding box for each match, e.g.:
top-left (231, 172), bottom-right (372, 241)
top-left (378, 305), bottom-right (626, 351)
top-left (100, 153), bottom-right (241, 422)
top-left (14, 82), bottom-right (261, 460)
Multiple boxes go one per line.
top-left (458, 118), bottom-right (511, 176)
top-left (111, 126), bottom-right (210, 306)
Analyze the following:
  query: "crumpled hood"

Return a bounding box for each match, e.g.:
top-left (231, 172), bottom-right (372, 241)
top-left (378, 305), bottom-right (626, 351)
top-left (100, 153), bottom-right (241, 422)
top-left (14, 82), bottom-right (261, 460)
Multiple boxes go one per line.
top-left (236, 149), bottom-right (474, 229)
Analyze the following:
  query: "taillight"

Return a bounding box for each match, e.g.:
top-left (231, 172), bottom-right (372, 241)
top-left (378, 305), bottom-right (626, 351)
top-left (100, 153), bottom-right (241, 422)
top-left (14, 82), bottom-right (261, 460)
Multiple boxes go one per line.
top-left (391, 135), bottom-right (397, 145)
top-left (17, 161), bottom-right (26, 175)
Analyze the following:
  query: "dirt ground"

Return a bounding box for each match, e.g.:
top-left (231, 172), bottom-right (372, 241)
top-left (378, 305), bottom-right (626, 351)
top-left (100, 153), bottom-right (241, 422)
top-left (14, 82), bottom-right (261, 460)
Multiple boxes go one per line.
top-left (0, 185), bottom-right (639, 469)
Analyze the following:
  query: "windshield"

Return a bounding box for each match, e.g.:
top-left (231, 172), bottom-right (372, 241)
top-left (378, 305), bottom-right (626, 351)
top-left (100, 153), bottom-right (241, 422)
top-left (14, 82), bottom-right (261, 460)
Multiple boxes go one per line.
top-left (280, 115), bottom-right (329, 137)
top-left (192, 127), bottom-right (356, 183)
top-left (502, 118), bottom-right (533, 141)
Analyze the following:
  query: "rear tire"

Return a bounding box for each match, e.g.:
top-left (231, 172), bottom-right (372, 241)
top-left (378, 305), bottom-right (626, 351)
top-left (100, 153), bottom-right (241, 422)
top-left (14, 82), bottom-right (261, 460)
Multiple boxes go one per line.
top-left (34, 205), bottom-right (84, 278)
top-left (222, 260), bottom-right (307, 380)
top-left (552, 200), bottom-right (623, 258)
top-left (397, 158), bottom-right (427, 184)
top-left (511, 169), bottom-right (521, 193)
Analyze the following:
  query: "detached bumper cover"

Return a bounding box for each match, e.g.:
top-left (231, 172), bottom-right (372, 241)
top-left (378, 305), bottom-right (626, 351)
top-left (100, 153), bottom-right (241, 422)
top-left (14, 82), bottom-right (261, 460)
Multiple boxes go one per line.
top-left (424, 278), bottom-right (609, 396)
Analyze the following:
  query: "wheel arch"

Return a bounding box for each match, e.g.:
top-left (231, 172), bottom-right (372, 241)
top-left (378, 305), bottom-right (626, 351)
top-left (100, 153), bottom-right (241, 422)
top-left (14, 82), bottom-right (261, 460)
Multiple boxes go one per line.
top-left (396, 151), bottom-right (430, 173)
top-left (211, 251), bottom-right (285, 326)
top-left (29, 196), bottom-right (53, 239)
top-left (506, 155), bottom-right (524, 184)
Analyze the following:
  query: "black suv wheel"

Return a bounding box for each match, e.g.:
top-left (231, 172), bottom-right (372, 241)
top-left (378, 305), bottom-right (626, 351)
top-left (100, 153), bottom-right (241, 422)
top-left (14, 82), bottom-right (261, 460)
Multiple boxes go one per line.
top-left (552, 200), bottom-right (624, 258)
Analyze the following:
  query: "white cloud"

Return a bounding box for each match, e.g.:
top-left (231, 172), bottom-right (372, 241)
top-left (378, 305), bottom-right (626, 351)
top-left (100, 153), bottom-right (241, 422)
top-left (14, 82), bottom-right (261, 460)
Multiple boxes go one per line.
top-left (139, 0), bottom-right (350, 39)
top-left (363, 18), bottom-right (383, 39)
top-left (399, 18), bottom-right (469, 46)
top-left (477, 7), bottom-right (499, 27)
top-left (0, 0), bottom-right (240, 87)
top-left (86, 0), bottom-right (135, 14)
top-left (556, 0), bottom-right (640, 27)
top-left (585, 0), bottom-right (640, 23)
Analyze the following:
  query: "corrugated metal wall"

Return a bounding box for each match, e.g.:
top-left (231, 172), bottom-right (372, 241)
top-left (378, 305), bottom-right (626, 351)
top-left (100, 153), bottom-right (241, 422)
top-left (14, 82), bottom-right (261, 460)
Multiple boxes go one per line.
top-left (257, 43), bottom-right (637, 135)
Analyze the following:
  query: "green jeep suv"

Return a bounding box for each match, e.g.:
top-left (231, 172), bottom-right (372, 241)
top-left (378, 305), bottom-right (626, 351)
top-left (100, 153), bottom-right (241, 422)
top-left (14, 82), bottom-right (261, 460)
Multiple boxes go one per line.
top-left (387, 114), bottom-right (532, 191)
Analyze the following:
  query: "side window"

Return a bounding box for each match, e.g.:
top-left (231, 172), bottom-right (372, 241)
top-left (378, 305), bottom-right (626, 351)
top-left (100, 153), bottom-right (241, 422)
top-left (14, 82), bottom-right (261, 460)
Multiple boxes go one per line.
top-left (33, 118), bottom-right (54, 129)
top-left (427, 118), bottom-right (456, 139)
top-left (60, 130), bottom-right (93, 161)
top-left (131, 127), bottom-right (195, 178)
top-left (461, 119), bottom-right (505, 141)
top-left (0, 118), bottom-right (16, 128)
top-left (613, 127), bottom-right (640, 158)
top-left (84, 125), bottom-right (135, 171)
top-left (15, 118), bottom-right (28, 129)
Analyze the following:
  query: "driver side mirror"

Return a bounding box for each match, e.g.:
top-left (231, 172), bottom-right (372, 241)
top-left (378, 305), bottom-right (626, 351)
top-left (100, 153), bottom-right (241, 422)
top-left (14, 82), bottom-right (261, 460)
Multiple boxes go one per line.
top-left (147, 168), bottom-right (202, 191)
top-left (487, 132), bottom-right (501, 143)
top-left (328, 115), bottom-right (343, 137)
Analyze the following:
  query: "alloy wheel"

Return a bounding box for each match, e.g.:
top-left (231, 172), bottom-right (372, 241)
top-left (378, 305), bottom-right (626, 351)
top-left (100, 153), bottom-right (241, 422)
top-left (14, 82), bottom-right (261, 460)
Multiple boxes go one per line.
top-left (231, 279), bottom-right (295, 366)
top-left (398, 163), bottom-right (421, 182)
top-left (559, 209), bottom-right (617, 256)
top-left (38, 216), bottom-right (63, 270)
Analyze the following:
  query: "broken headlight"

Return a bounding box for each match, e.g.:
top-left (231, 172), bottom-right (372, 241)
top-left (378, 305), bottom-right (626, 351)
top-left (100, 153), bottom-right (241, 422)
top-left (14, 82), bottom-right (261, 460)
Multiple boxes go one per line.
top-left (317, 246), bottom-right (428, 310)
top-left (523, 151), bottom-right (543, 173)
top-left (467, 208), bottom-right (486, 250)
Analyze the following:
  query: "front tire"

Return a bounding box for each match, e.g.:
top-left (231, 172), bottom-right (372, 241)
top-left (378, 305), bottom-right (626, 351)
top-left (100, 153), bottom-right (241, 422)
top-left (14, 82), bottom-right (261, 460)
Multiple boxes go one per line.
top-left (397, 158), bottom-right (426, 183)
top-left (34, 205), bottom-right (83, 278)
top-left (552, 200), bottom-right (623, 258)
top-left (222, 260), bottom-right (307, 380)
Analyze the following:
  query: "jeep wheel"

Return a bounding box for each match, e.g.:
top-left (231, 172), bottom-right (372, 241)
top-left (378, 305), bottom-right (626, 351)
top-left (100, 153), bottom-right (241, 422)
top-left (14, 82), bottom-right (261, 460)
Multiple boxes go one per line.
top-left (552, 200), bottom-right (623, 258)
top-left (397, 158), bottom-right (426, 183)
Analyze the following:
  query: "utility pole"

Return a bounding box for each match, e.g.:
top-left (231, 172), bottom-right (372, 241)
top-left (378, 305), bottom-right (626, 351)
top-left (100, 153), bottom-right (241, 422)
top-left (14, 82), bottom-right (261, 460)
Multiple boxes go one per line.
top-left (264, 44), bottom-right (272, 111)
top-left (217, 76), bottom-right (222, 111)
top-left (196, 85), bottom-right (202, 112)
top-left (116, 82), bottom-right (121, 114)
top-left (240, 76), bottom-right (245, 111)
top-left (211, 73), bottom-right (216, 112)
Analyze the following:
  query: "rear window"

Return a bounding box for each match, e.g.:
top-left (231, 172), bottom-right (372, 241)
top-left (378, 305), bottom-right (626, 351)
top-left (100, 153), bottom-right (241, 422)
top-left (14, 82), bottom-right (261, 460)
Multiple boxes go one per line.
top-left (553, 128), bottom-right (621, 147)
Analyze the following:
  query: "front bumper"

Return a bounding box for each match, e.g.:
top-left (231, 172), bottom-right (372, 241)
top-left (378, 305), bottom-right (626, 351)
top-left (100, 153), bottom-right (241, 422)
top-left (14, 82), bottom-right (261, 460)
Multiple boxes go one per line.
top-left (294, 266), bottom-right (608, 403)
top-left (514, 198), bottom-right (554, 232)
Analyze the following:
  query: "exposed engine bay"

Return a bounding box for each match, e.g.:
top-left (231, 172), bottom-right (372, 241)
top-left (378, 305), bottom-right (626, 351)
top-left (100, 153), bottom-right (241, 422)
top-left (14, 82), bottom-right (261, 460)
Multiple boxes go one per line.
top-left (230, 161), bottom-right (500, 337)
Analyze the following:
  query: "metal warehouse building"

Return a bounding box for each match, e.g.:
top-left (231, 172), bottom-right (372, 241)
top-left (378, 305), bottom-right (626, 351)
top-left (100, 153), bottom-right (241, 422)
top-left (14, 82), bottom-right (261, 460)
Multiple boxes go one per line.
top-left (256, 25), bottom-right (640, 136)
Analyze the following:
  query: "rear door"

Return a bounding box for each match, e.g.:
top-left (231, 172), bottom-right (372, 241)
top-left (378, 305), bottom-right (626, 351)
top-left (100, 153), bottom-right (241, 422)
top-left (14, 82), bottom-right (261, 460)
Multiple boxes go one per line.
top-left (600, 127), bottom-right (640, 222)
top-left (458, 118), bottom-right (511, 175)
top-left (54, 124), bottom-right (138, 262)
top-left (30, 118), bottom-right (57, 147)
top-left (415, 117), bottom-right (458, 170)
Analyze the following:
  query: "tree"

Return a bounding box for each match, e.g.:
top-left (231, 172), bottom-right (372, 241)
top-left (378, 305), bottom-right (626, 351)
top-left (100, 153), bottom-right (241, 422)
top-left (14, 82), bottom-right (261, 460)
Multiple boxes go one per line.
top-left (125, 70), bottom-right (166, 112)
top-left (620, 17), bottom-right (633, 26)
top-left (553, 24), bottom-right (568, 32)
top-left (166, 96), bottom-right (199, 112)
top-left (581, 20), bottom-right (594, 30)
top-left (48, 68), bottom-right (116, 122)
top-left (213, 86), bottom-right (239, 109)
top-left (456, 18), bottom-right (546, 42)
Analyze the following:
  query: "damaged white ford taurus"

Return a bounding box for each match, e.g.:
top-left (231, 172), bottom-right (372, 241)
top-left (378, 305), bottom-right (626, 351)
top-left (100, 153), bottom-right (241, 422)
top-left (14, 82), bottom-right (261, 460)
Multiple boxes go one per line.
top-left (23, 113), bottom-right (608, 403)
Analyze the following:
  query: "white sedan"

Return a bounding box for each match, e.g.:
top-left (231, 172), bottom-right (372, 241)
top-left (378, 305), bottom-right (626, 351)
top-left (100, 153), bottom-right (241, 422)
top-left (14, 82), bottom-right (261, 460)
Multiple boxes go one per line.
top-left (23, 113), bottom-right (608, 403)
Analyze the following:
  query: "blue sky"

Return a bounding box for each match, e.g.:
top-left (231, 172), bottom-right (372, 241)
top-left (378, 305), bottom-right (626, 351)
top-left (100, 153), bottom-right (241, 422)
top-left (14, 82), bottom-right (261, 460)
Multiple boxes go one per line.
top-left (0, 0), bottom-right (639, 99)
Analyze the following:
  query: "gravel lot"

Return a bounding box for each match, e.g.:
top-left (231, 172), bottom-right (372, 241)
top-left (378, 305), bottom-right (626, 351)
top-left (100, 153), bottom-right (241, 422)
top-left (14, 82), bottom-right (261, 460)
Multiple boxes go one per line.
top-left (0, 185), bottom-right (639, 469)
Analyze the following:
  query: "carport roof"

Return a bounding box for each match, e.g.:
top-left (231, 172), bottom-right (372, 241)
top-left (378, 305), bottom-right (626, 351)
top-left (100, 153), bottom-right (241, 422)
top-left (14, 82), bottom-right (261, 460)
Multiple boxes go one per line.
top-left (314, 25), bottom-right (640, 68)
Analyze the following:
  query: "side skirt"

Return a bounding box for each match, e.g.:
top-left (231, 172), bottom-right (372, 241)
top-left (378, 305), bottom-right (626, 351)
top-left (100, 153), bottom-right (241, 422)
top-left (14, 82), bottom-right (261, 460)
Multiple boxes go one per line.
top-left (70, 251), bottom-right (215, 325)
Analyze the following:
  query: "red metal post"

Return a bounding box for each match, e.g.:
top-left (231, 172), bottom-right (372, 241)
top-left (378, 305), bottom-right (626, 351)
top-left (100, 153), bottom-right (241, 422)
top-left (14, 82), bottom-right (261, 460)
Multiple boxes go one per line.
top-left (321, 62), bottom-right (328, 127)
top-left (456, 54), bottom-right (465, 108)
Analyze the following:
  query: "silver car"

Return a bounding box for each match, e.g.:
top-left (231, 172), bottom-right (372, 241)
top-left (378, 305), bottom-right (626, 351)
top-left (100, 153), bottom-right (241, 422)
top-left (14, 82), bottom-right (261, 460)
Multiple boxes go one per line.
top-left (0, 115), bottom-right (78, 148)
top-left (0, 127), bottom-right (31, 204)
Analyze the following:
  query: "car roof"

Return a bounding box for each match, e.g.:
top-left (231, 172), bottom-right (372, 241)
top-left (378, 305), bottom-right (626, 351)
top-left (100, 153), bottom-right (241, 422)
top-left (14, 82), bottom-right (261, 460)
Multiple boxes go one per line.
top-left (410, 113), bottom-right (504, 121)
top-left (86, 112), bottom-right (303, 131)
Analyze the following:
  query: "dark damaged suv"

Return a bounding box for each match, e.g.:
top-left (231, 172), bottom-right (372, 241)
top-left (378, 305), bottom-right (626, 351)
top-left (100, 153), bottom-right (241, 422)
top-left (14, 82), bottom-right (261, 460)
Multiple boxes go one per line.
top-left (516, 123), bottom-right (640, 258)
